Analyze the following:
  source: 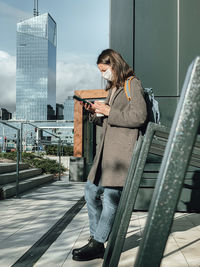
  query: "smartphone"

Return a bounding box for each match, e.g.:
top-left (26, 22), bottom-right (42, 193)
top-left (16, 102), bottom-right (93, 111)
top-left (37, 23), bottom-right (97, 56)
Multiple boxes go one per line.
top-left (73, 95), bottom-right (92, 106)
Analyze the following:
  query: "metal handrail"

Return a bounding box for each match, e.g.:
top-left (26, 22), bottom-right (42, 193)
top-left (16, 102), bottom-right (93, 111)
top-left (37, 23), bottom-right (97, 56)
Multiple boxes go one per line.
top-left (134, 57), bottom-right (200, 266)
top-left (0, 120), bottom-right (20, 198)
top-left (103, 56), bottom-right (200, 267)
top-left (103, 123), bottom-right (168, 267)
top-left (21, 121), bottom-right (62, 180)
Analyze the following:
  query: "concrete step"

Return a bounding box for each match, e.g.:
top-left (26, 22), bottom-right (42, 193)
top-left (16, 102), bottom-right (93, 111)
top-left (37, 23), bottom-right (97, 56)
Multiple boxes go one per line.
top-left (0, 163), bottom-right (29, 174)
top-left (0, 174), bottom-right (54, 199)
top-left (0, 168), bottom-right (42, 185)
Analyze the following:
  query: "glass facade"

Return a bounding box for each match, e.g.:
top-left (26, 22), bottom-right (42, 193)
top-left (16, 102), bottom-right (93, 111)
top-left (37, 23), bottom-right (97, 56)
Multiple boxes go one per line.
top-left (16, 13), bottom-right (56, 120)
top-left (64, 96), bottom-right (74, 121)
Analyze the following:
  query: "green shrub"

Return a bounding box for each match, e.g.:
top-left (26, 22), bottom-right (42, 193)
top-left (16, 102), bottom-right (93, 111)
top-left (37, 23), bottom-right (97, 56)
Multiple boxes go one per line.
top-left (63, 146), bottom-right (73, 156)
top-left (45, 145), bottom-right (57, 155)
top-left (0, 152), bottom-right (66, 174)
top-left (29, 158), bottom-right (65, 174)
top-left (0, 151), bottom-right (17, 160)
top-left (45, 144), bottom-right (73, 156)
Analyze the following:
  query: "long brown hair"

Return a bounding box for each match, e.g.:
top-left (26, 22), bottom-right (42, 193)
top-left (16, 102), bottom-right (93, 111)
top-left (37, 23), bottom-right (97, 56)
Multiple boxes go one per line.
top-left (97, 49), bottom-right (135, 90)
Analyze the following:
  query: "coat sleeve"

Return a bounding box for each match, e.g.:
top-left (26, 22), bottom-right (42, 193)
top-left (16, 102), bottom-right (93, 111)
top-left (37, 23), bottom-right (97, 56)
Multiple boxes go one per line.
top-left (107, 78), bottom-right (147, 128)
top-left (89, 113), bottom-right (105, 126)
top-left (88, 90), bottom-right (110, 127)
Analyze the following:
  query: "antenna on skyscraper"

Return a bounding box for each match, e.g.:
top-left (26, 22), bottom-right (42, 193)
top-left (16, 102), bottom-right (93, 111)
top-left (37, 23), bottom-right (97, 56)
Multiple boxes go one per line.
top-left (33, 0), bottom-right (39, 16)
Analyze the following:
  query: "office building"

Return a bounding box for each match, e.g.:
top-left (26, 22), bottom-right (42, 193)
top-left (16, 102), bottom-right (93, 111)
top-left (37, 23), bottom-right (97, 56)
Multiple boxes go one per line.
top-left (16, 13), bottom-right (57, 120)
top-left (64, 96), bottom-right (74, 121)
top-left (0, 108), bottom-right (12, 120)
top-left (56, 103), bottom-right (64, 120)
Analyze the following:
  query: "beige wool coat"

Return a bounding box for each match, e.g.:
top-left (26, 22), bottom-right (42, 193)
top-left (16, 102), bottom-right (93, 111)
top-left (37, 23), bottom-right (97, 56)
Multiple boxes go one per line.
top-left (87, 77), bottom-right (147, 187)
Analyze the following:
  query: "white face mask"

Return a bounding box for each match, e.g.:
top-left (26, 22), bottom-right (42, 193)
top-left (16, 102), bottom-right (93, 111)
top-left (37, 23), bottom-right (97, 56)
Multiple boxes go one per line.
top-left (102, 68), bottom-right (113, 81)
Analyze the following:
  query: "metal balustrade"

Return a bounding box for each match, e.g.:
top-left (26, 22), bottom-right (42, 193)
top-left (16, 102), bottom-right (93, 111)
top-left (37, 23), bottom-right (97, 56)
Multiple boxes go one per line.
top-left (22, 122), bottom-right (62, 180)
top-left (103, 56), bottom-right (200, 267)
top-left (0, 121), bottom-right (20, 197)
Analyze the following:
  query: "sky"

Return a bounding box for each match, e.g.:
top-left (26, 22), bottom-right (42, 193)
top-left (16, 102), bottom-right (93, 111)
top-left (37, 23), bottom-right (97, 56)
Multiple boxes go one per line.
top-left (0, 0), bottom-right (109, 112)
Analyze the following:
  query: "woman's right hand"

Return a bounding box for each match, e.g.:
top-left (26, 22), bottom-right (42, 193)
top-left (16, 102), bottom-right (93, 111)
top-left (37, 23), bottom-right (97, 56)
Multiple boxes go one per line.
top-left (80, 101), bottom-right (96, 113)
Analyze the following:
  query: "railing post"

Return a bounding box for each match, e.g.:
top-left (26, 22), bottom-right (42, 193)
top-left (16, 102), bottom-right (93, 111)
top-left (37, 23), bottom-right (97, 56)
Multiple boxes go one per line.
top-left (24, 122), bottom-right (62, 179)
top-left (103, 123), bottom-right (168, 267)
top-left (16, 129), bottom-right (20, 198)
top-left (58, 138), bottom-right (61, 180)
top-left (20, 122), bottom-right (23, 162)
top-left (0, 120), bottom-right (21, 198)
top-left (134, 57), bottom-right (200, 267)
top-left (37, 128), bottom-right (40, 155)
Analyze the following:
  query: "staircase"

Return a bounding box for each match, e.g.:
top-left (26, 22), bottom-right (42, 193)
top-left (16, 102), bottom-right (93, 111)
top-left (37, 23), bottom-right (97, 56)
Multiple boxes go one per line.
top-left (0, 163), bottom-right (54, 199)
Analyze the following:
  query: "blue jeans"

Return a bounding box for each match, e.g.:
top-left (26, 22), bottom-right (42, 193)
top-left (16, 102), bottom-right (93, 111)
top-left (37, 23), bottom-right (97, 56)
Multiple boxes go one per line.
top-left (84, 180), bottom-right (122, 243)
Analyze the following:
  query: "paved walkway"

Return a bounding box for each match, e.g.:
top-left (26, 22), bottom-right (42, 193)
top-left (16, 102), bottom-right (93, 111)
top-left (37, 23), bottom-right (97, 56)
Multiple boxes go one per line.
top-left (0, 176), bottom-right (200, 267)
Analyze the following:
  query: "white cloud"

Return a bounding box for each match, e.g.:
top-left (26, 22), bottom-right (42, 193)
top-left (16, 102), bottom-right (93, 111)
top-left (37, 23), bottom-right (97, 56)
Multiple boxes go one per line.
top-left (0, 50), bottom-right (16, 112)
top-left (0, 50), bottom-right (104, 112)
top-left (56, 60), bottom-right (103, 103)
top-left (0, 1), bottom-right (31, 21)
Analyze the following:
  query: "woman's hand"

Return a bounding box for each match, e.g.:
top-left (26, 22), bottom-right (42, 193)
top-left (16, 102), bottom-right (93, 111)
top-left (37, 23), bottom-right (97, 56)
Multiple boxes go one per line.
top-left (80, 101), bottom-right (96, 113)
top-left (93, 101), bottom-right (111, 116)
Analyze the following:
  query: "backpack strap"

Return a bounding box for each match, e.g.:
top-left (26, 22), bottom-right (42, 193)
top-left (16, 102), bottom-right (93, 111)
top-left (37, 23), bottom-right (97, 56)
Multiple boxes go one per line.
top-left (124, 76), bottom-right (134, 101)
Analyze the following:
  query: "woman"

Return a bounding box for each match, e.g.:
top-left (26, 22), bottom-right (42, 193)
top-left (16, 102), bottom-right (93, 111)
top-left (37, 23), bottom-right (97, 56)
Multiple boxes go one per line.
top-left (72, 49), bottom-right (147, 261)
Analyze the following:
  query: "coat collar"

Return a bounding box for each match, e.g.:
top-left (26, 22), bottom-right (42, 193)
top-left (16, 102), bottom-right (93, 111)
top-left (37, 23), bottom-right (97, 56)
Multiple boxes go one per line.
top-left (105, 90), bottom-right (111, 105)
top-left (108, 86), bottom-right (124, 106)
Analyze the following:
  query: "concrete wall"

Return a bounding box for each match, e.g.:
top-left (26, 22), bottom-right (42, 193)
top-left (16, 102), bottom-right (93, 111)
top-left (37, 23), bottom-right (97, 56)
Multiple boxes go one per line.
top-left (110, 0), bottom-right (134, 67)
top-left (110, 0), bottom-right (200, 127)
top-left (109, 0), bottom-right (200, 211)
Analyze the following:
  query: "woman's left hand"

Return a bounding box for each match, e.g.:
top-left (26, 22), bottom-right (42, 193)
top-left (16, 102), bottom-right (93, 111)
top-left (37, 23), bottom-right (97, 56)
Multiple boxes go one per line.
top-left (93, 101), bottom-right (111, 116)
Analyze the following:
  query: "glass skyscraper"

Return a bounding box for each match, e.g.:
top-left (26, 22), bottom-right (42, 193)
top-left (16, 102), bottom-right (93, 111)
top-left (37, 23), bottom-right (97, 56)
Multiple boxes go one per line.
top-left (16, 13), bottom-right (56, 120)
top-left (64, 96), bottom-right (74, 121)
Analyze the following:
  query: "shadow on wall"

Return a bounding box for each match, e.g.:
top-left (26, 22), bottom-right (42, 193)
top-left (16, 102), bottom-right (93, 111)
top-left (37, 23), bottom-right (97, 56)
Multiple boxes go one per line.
top-left (183, 170), bottom-right (200, 212)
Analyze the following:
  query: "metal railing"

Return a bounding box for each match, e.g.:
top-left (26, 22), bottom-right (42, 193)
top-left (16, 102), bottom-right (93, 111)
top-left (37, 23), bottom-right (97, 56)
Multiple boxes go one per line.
top-left (103, 56), bottom-right (200, 267)
top-left (0, 120), bottom-right (20, 198)
top-left (21, 122), bottom-right (62, 180)
top-left (103, 123), bottom-right (168, 267)
top-left (134, 56), bottom-right (200, 267)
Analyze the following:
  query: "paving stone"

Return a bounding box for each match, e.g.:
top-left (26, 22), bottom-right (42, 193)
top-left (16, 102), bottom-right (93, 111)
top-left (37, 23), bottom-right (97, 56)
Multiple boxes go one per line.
top-left (0, 174), bottom-right (200, 267)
